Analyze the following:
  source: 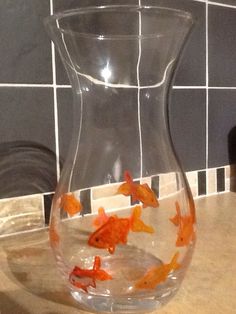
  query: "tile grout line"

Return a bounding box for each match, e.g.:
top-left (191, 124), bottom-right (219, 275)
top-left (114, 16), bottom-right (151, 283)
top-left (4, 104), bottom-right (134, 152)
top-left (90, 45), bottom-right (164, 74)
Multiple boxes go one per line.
top-left (208, 0), bottom-right (236, 9)
top-left (1, 83), bottom-right (236, 89)
top-left (193, 0), bottom-right (236, 10)
top-left (50, 0), bottom-right (60, 182)
top-left (137, 0), bottom-right (143, 177)
top-left (173, 86), bottom-right (236, 89)
top-left (41, 193), bottom-right (46, 227)
top-left (206, 0), bottom-right (209, 170)
top-left (0, 83), bottom-right (54, 88)
top-left (0, 83), bottom-right (72, 88)
top-left (173, 86), bottom-right (206, 89)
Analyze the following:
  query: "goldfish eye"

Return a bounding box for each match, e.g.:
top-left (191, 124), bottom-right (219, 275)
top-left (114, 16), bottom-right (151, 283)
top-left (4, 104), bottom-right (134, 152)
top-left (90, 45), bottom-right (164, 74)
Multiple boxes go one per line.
top-left (95, 237), bottom-right (99, 242)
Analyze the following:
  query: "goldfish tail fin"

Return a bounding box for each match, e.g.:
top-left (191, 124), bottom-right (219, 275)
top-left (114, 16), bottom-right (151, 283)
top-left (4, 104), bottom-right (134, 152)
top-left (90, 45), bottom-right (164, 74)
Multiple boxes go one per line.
top-left (170, 251), bottom-right (181, 270)
top-left (129, 205), bottom-right (141, 229)
top-left (130, 206), bottom-right (154, 233)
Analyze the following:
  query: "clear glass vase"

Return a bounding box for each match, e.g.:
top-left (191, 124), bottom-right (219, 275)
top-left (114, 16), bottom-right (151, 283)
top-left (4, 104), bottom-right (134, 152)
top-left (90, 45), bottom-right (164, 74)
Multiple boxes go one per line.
top-left (45, 5), bottom-right (196, 313)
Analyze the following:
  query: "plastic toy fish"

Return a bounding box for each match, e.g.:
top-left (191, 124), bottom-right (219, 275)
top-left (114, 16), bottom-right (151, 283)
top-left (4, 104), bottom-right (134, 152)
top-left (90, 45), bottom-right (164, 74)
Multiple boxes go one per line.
top-left (118, 170), bottom-right (159, 208)
top-left (61, 193), bottom-right (82, 216)
top-left (69, 255), bottom-right (112, 293)
top-left (135, 251), bottom-right (180, 290)
top-left (89, 205), bottom-right (154, 254)
top-left (169, 201), bottom-right (195, 247)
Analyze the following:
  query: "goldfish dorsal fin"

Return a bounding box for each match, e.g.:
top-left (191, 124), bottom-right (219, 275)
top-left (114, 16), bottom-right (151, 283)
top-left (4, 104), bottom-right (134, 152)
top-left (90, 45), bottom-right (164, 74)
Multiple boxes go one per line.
top-left (93, 207), bottom-right (108, 228)
top-left (124, 170), bottom-right (133, 185)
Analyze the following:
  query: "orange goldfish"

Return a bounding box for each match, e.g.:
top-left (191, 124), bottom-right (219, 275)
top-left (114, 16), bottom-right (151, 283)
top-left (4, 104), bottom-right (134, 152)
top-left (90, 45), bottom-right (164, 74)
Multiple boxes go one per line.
top-left (61, 193), bottom-right (82, 216)
top-left (169, 201), bottom-right (195, 247)
top-left (135, 251), bottom-right (180, 290)
top-left (69, 255), bottom-right (112, 293)
top-left (118, 171), bottom-right (159, 208)
top-left (89, 205), bottom-right (154, 254)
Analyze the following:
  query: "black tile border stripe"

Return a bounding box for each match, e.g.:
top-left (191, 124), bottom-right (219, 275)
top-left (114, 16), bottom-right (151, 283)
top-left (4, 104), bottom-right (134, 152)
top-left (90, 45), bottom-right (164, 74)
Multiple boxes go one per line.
top-left (217, 167), bottom-right (225, 192)
top-left (44, 193), bottom-right (54, 225)
top-left (198, 170), bottom-right (207, 196)
top-left (0, 165), bottom-right (232, 237)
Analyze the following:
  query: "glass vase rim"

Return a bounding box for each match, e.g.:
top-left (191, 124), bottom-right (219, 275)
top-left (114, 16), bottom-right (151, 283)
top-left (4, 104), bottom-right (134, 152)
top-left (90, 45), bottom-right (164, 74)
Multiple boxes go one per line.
top-left (44, 4), bottom-right (194, 40)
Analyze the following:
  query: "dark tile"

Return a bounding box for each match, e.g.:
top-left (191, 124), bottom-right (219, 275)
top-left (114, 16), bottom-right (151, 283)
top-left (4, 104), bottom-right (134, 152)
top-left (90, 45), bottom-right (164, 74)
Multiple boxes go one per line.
top-left (0, 87), bottom-right (57, 196)
top-left (208, 5), bottom-right (236, 86)
top-left (169, 88), bottom-right (206, 171)
top-left (143, 0), bottom-right (206, 86)
top-left (0, 1), bottom-right (52, 84)
top-left (208, 90), bottom-right (236, 168)
top-left (198, 170), bottom-right (206, 195)
top-left (228, 122), bottom-right (236, 164)
top-left (211, 1), bottom-right (236, 5)
top-left (80, 189), bottom-right (91, 214)
top-left (0, 87), bottom-right (55, 152)
top-left (151, 176), bottom-right (159, 198)
top-left (56, 87), bottom-right (73, 164)
top-left (44, 193), bottom-right (54, 225)
top-left (216, 167), bottom-right (225, 192)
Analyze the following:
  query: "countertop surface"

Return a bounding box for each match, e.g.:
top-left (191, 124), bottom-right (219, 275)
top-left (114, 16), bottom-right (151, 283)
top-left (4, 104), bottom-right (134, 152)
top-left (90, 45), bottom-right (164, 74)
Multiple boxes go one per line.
top-left (0, 193), bottom-right (236, 314)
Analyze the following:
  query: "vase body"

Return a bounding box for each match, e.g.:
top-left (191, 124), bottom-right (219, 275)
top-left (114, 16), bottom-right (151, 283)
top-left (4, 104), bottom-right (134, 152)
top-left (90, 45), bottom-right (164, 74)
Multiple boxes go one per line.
top-left (45, 5), bottom-right (196, 313)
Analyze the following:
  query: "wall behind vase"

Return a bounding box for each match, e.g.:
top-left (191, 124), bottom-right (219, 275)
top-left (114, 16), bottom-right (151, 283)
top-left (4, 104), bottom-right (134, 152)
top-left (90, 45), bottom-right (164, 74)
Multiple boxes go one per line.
top-left (0, 0), bottom-right (236, 202)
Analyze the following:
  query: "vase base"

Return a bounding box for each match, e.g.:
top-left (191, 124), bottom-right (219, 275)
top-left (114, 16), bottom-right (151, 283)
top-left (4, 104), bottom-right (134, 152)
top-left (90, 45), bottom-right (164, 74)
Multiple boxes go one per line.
top-left (71, 291), bottom-right (166, 313)
top-left (69, 246), bottom-right (180, 313)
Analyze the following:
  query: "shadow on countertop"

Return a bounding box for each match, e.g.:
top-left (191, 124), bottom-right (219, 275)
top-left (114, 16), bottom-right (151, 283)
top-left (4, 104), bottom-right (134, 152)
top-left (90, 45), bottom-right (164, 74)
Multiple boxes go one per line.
top-left (0, 292), bottom-right (31, 314)
top-left (0, 230), bottom-right (81, 312)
